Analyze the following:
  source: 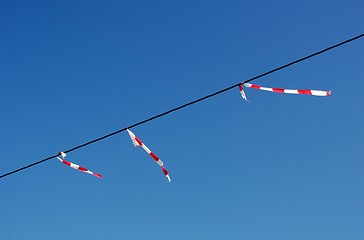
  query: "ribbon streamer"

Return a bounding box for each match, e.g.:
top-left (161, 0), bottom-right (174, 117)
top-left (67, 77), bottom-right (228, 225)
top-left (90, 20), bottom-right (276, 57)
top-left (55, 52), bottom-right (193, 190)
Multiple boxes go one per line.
top-left (56, 152), bottom-right (102, 178)
top-left (239, 84), bottom-right (249, 102)
top-left (243, 83), bottom-right (331, 96)
top-left (127, 129), bottom-right (171, 182)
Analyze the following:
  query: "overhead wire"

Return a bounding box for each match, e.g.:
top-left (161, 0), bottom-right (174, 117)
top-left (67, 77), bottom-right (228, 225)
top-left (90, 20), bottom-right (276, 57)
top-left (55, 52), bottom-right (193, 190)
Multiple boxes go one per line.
top-left (1, 33), bottom-right (363, 179)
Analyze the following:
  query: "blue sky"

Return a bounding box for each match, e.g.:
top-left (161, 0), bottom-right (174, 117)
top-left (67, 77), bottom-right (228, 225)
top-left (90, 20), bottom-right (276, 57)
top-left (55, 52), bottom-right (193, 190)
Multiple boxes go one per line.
top-left (1, 0), bottom-right (363, 239)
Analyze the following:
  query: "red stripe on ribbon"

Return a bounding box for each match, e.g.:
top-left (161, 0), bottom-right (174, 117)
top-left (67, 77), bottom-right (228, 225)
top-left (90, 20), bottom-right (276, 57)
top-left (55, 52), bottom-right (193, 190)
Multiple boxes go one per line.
top-left (62, 160), bottom-right (71, 167)
top-left (150, 152), bottom-right (159, 161)
top-left (93, 173), bottom-right (102, 178)
top-left (135, 137), bottom-right (143, 146)
top-left (272, 88), bottom-right (285, 93)
top-left (161, 166), bottom-right (168, 175)
top-left (78, 166), bottom-right (88, 171)
top-left (297, 89), bottom-right (312, 95)
top-left (250, 84), bottom-right (261, 89)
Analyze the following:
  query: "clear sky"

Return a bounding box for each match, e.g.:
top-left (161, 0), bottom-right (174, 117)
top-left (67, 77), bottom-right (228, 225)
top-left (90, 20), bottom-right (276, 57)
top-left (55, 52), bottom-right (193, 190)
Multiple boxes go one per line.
top-left (1, 0), bottom-right (363, 239)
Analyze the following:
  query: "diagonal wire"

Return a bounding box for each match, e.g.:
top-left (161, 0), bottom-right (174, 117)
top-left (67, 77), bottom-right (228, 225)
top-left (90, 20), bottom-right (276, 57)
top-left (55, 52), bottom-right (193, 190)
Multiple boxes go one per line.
top-left (1, 33), bottom-right (363, 179)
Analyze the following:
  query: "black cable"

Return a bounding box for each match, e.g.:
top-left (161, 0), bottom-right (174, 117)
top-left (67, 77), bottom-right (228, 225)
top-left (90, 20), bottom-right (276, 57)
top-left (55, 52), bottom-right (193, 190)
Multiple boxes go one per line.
top-left (1, 33), bottom-right (363, 179)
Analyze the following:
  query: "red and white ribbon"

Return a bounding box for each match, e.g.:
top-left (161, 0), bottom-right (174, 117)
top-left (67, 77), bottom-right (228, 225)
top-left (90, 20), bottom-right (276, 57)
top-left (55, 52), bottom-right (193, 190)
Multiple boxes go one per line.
top-left (243, 83), bottom-right (331, 96)
top-left (239, 84), bottom-right (249, 102)
top-left (56, 152), bottom-right (102, 178)
top-left (127, 129), bottom-right (171, 182)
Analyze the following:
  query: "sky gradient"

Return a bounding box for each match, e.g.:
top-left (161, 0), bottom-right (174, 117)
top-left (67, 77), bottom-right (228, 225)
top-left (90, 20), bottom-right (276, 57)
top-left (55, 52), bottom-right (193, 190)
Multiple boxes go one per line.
top-left (1, 1), bottom-right (363, 239)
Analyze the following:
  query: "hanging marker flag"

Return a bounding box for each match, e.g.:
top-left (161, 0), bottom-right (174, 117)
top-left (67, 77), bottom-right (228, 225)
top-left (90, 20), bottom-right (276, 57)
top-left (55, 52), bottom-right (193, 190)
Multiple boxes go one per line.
top-left (161, 166), bottom-right (171, 182)
top-left (56, 152), bottom-right (102, 178)
top-left (243, 83), bottom-right (331, 96)
top-left (239, 84), bottom-right (249, 102)
top-left (127, 129), bottom-right (171, 182)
